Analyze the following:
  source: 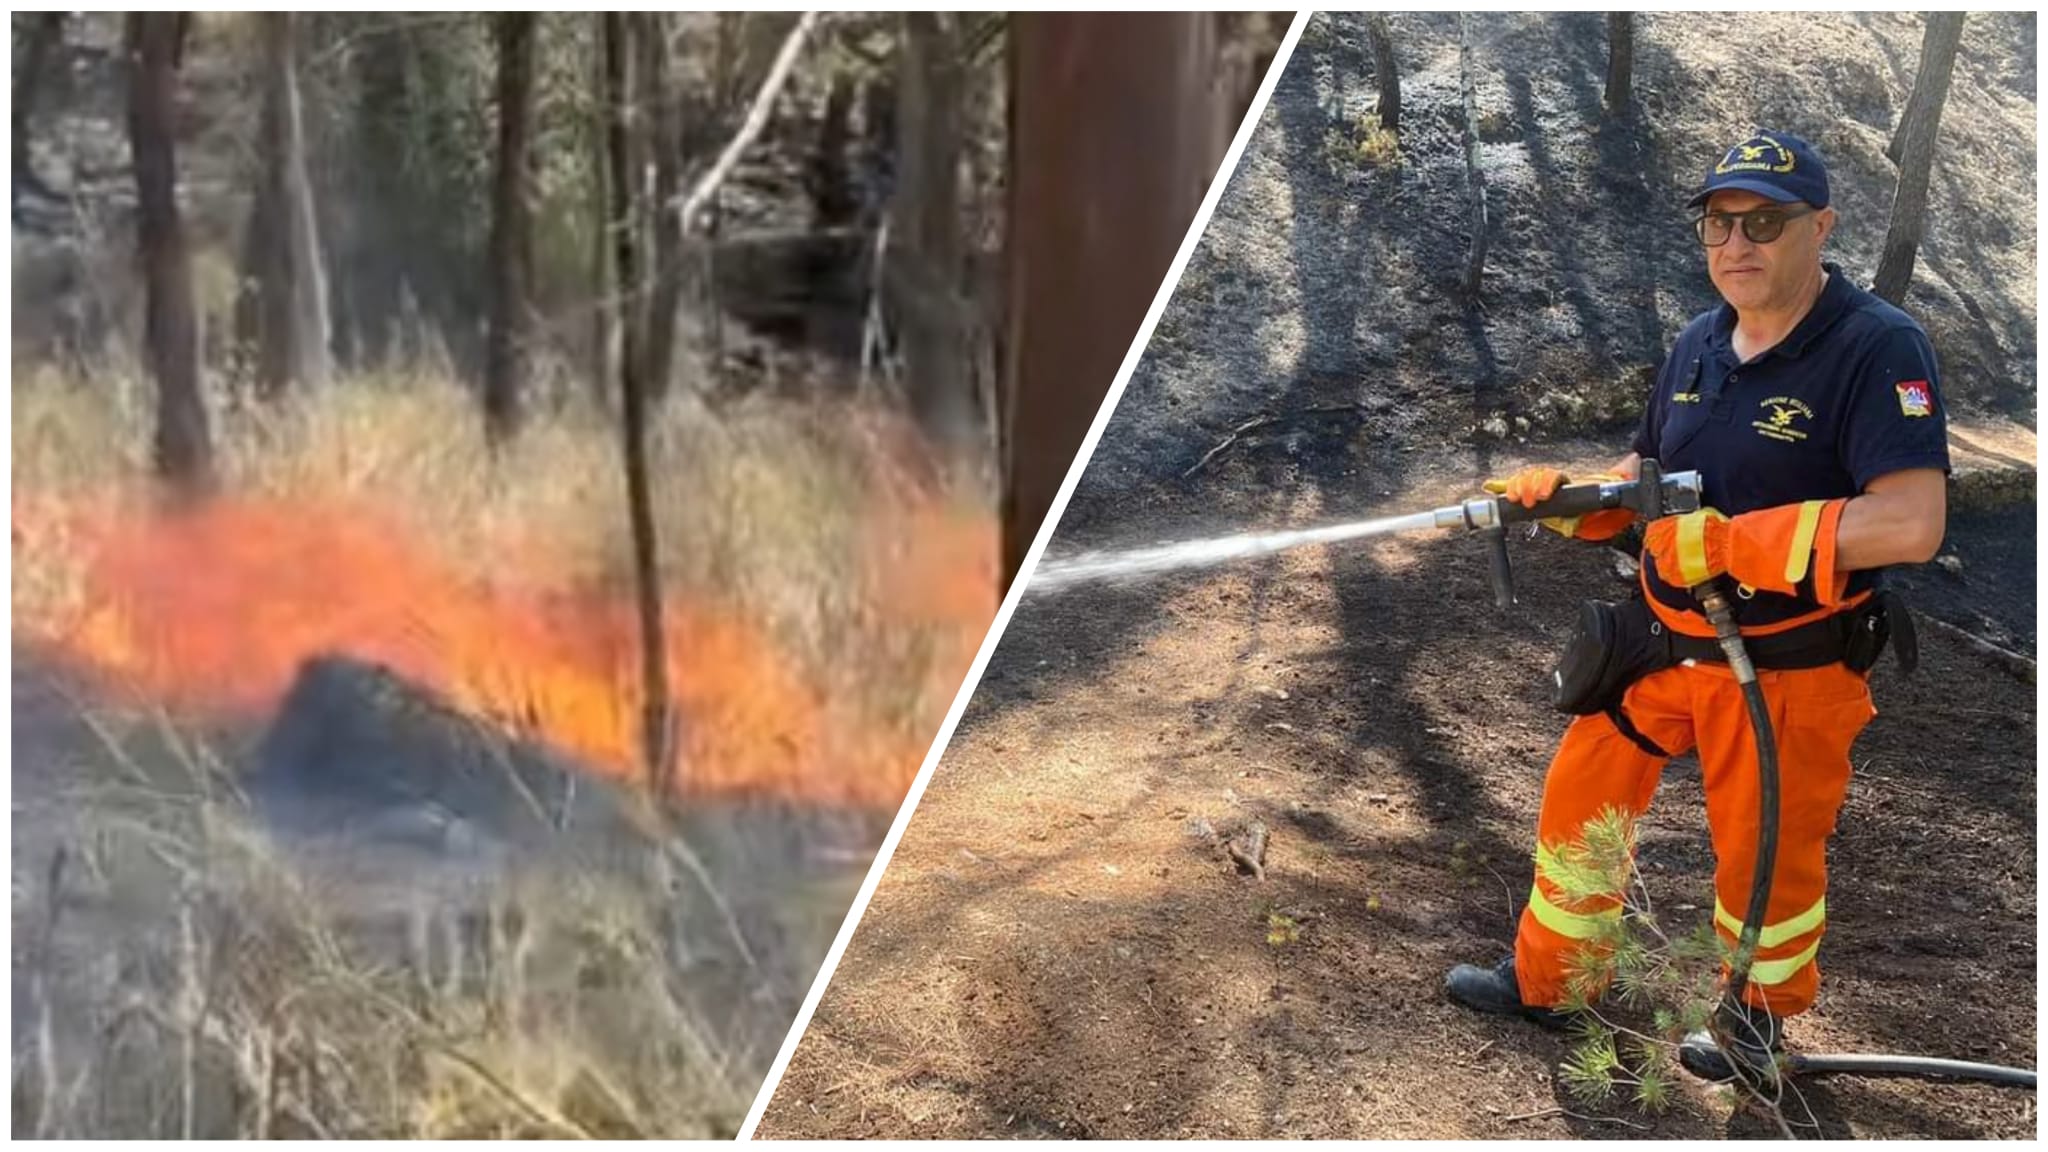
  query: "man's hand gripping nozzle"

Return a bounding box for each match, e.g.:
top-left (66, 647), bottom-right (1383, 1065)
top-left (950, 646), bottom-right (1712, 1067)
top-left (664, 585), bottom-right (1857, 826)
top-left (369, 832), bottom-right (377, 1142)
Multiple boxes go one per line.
top-left (1438, 460), bottom-right (1704, 611)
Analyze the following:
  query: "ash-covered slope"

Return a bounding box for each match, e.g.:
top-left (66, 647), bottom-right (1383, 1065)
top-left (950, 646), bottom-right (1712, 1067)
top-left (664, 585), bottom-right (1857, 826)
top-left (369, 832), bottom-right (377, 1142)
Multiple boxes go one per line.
top-left (1071, 11), bottom-right (2034, 539)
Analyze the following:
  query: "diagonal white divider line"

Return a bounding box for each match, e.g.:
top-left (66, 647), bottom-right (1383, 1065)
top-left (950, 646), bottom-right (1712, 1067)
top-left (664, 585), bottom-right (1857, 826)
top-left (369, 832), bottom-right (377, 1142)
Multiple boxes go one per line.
top-left (736, 11), bottom-right (1313, 1138)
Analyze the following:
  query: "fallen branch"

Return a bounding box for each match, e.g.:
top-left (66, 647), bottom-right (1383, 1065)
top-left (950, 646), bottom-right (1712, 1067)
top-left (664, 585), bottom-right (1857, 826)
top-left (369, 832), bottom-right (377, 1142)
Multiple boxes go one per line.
top-left (1921, 615), bottom-right (2034, 682)
top-left (1182, 403), bottom-right (1365, 479)
top-left (1502, 1105), bottom-right (1653, 1132)
top-left (1226, 819), bottom-right (1269, 880)
top-left (674, 12), bottom-right (819, 237)
top-left (1184, 415), bottom-right (1281, 478)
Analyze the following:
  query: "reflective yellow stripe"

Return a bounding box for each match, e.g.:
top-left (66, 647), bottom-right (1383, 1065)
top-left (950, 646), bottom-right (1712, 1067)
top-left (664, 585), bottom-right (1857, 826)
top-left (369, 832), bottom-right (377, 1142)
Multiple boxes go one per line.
top-left (1715, 895), bottom-right (1827, 949)
top-left (1746, 938), bottom-right (1822, 987)
top-left (1528, 883), bottom-right (1622, 940)
top-left (1675, 510), bottom-right (1730, 586)
top-left (1677, 514), bottom-right (1712, 585)
top-left (1783, 500), bottom-right (1828, 584)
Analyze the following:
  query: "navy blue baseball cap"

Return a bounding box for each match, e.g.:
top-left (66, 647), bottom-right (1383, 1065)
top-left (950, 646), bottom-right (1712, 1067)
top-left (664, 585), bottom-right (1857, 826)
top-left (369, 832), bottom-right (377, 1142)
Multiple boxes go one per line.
top-left (1687, 130), bottom-right (1830, 210)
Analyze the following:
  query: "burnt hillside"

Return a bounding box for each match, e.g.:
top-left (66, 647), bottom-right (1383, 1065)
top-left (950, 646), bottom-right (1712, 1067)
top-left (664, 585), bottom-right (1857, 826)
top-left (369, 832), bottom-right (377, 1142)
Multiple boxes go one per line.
top-left (1073, 10), bottom-right (2035, 537)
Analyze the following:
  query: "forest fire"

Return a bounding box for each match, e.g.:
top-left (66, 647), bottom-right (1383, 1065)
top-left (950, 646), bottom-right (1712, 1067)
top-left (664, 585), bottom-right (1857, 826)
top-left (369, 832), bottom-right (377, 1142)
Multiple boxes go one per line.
top-left (17, 490), bottom-right (997, 812)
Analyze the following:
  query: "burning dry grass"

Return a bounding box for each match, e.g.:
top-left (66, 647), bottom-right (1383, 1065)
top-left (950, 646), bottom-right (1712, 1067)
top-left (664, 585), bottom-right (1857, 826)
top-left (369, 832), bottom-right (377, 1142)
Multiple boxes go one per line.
top-left (12, 362), bottom-right (997, 805)
top-left (11, 362), bottom-right (995, 1137)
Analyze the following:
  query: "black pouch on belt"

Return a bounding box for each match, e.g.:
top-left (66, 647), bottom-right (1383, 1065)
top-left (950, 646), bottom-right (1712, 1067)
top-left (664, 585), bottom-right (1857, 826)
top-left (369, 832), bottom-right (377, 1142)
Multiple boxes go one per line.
top-left (1842, 587), bottom-right (1918, 675)
top-left (1551, 595), bottom-right (1675, 715)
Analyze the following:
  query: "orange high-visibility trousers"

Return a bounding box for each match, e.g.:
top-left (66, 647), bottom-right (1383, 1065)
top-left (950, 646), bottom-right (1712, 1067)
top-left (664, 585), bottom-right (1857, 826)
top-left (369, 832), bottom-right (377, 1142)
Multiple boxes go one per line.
top-left (1513, 659), bottom-right (1875, 1016)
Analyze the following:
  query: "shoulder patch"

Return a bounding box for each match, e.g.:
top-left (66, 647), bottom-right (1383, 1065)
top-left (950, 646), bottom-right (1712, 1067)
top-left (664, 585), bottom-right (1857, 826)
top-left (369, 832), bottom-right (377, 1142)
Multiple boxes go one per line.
top-left (1895, 380), bottom-right (1934, 418)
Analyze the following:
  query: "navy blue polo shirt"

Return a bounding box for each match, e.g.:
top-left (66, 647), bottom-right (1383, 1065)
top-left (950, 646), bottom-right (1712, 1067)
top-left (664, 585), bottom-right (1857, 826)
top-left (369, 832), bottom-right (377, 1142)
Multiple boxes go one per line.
top-left (1630, 263), bottom-right (1950, 628)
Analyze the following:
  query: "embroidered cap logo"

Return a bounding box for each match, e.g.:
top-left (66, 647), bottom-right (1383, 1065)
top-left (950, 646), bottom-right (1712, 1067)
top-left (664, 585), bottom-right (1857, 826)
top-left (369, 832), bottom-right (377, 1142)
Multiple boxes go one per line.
top-left (1715, 135), bottom-right (1797, 177)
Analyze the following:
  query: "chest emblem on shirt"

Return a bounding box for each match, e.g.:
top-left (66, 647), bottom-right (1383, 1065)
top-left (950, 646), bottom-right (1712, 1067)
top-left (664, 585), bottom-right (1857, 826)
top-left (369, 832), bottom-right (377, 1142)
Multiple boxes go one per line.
top-left (1896, 379), bottom-right (1934, 417)
top-left (1752, 396), bottom-right (1814, 443)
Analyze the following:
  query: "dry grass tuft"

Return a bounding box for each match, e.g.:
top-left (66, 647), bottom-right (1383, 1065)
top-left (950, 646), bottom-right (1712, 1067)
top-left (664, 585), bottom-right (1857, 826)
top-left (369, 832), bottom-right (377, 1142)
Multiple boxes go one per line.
top-left (12, 716), bottom-right (781, 1137)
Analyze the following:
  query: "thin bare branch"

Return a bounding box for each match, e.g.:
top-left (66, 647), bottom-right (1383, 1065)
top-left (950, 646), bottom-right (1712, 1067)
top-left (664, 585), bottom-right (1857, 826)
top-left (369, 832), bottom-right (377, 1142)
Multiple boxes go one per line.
top-left (675, 11), bottom-right (820, 237)
top-left (1923, 613), bottom-right (2034, 680)
top-left (1502, 1105), bottom-right (1654, 1131)
top-left (962, 13), bottom-right (1006, 68)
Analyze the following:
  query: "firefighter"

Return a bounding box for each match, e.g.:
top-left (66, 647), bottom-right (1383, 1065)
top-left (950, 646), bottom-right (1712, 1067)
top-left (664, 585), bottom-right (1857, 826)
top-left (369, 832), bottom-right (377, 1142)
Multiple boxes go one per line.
top-left (1444, 130), bottom-right (1950, 1079)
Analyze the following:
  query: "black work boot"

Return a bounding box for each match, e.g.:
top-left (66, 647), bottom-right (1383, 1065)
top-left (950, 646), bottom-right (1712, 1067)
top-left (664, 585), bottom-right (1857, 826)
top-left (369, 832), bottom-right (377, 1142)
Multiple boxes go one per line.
top-left (1444, 954), bottom-right (1575, 1031)
top-left (1678, 997), bottom-right (1787, 1084)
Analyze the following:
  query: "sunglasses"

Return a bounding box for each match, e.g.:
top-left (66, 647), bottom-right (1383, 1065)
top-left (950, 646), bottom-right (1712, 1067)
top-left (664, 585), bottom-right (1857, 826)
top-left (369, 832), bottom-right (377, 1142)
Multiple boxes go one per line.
top-left (1693, 204), bottom-right (1818, 247)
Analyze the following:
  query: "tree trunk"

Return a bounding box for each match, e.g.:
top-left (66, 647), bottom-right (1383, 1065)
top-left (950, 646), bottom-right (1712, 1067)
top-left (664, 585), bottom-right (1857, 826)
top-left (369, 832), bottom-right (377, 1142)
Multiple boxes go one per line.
top-left (1458, 15), bottom-right (1488, 300)
top-left (603, 13), bottom-right (674, 800)
top-left (890, 12), bottom-right (976, 455)
top-left (126, 13), bottom-right (213, 499)
top-left (12, 13), bottom-right (65, 215)
top-left (1001, 14), bottom-right (1211, 590)
top-left (1212, 13), bottom-right (1282, 158)
top-left (702, 15), bottom-right (743, 394)
top-left (809, 70), bottom-right (858, 230)
top-left (589, 20), bottom-right (617, 408)
top-left (636, 12), bottom-right (683, 404)
top-left (1192, 14), bottom-right (1230, 184)
top-left (1604, 13), bottom-right (1633, 115)
top-left (1887, 13), bottom-right (1964, 166)
top-left (280, 15), bottom-right (330, 392)
top-left (1366, 14), bottom-right (1400, 134)
top-left (340, 18), bottom-right (409, 369)
top-left (299, 17), bottom-right (350, 367)
top-left (1211, 14), bottom-right (1283, 161)
top-left (484, 12), bottom-right (537, 441)
top-left (1873, 12), bottom-right (1965, 305)
top-left (238, 12), bottom-right (330, 396)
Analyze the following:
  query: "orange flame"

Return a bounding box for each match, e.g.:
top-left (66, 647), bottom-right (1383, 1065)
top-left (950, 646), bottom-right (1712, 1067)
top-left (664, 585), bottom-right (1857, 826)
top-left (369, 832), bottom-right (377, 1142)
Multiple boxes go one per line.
top-left (17, 478), bottom-right (996, 812)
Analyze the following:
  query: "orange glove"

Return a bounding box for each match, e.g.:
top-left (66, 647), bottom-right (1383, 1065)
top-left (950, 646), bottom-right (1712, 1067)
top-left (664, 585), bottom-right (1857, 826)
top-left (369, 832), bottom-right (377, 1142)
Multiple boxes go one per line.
top-left (1483, 466), bottom-right (1635, 541)
top-left (1643, 499), bottom-right (1850, 602)
top-left (1488, 465), bottom-right (1569, 508)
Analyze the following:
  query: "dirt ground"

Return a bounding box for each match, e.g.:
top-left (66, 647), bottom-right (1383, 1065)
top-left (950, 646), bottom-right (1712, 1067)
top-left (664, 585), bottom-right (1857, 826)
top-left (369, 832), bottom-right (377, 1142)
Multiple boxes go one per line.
top-left (754, 13), bottom-right (2036, 1138)
top-left (755, 475), bottom-right (2036, 1140)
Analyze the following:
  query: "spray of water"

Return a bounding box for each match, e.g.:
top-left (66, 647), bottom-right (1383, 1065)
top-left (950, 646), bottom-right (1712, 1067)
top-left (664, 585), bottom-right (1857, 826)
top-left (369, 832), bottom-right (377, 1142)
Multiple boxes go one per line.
top-left (1026, 509), bottom-right (1443, 594)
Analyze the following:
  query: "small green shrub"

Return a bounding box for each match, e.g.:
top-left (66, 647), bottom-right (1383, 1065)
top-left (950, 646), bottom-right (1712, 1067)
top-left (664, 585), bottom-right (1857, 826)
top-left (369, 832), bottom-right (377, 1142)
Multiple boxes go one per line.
top-left (1535, 807), bottom-right (1799, 1133)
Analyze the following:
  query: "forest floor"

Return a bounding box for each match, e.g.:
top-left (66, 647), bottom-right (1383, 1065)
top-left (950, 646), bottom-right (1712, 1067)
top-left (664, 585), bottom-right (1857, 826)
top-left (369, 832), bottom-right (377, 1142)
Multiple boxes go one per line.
top-left (756, 462), bottom-right (2036, 1140)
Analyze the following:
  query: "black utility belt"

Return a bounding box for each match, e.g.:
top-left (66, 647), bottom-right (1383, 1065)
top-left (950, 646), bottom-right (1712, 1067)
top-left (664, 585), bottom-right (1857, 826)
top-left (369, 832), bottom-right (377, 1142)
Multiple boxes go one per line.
top-left (1550, 590), bottom-right (1917, 716)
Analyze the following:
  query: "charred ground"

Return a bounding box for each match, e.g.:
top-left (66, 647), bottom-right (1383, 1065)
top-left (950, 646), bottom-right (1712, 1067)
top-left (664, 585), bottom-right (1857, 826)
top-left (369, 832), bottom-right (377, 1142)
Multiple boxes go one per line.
top-left (756, 12), bottom-right (2036, 1140)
